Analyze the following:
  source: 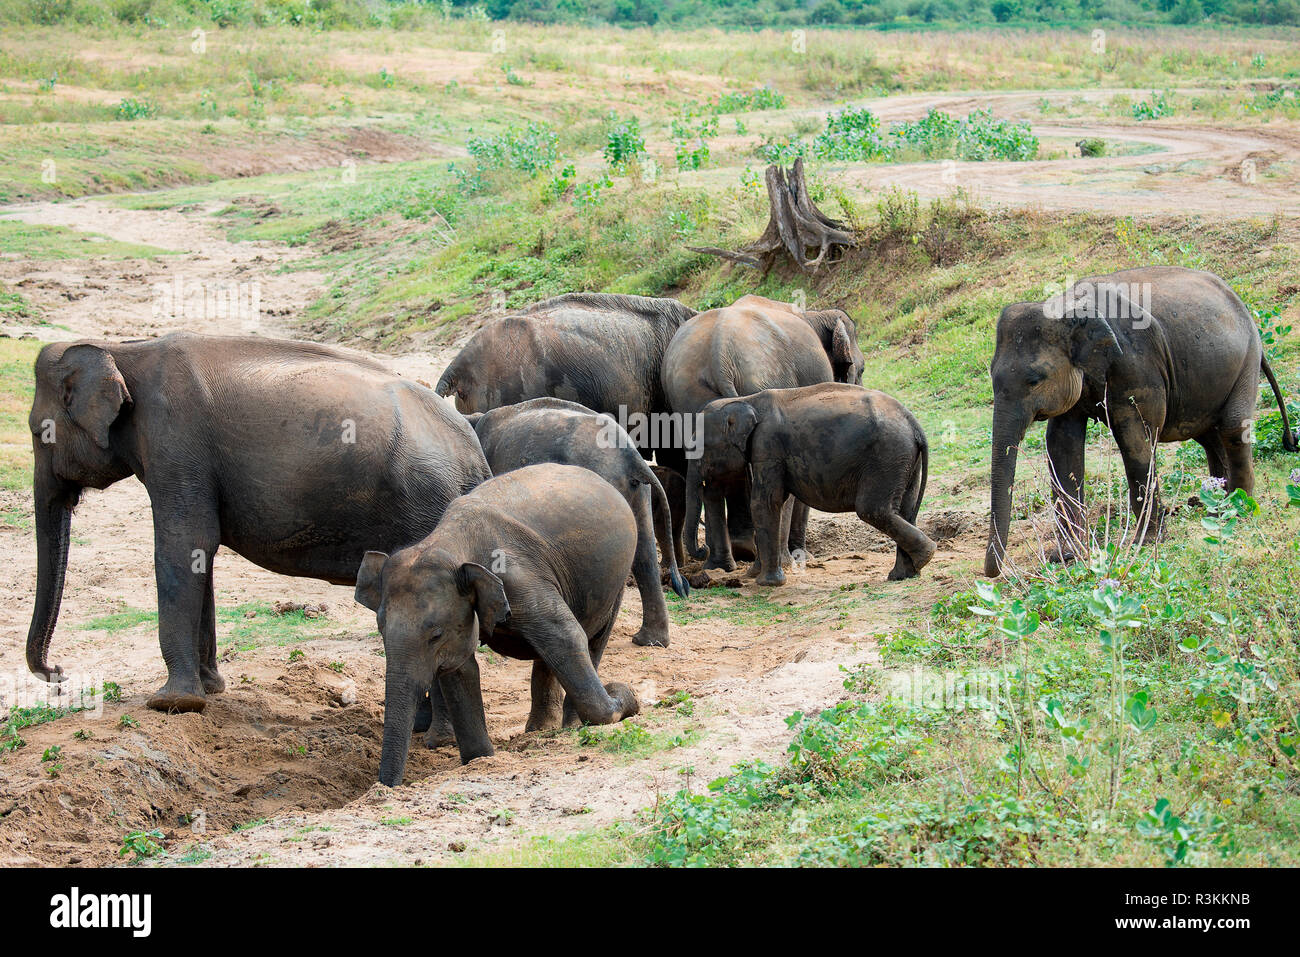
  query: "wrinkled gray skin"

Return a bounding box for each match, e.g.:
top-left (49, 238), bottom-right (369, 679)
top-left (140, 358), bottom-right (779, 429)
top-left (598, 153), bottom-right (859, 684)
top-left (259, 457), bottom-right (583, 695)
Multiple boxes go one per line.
top-left (661, 295), bottom-right (866, 571)
top-left (355, 464), bottom-right (640, 787)
top-left (985, 266), bottom-right (1298, 576)
top-left (435, 292), bottom-right (696, 469)
top-left (702, 383), bottom-right (934, 585)
top-left (26, 333), bottom-right (489, 713)
top-left (467, 397), bottom-right (688, 648)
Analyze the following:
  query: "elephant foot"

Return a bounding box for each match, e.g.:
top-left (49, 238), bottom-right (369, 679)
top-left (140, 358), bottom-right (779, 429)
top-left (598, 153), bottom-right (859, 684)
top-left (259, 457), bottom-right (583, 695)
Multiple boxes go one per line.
top-left (756, 568), bottom-right (786, 587)
top-left (424, 727), bottom-right (457, 750)
top-left (1045, 543), bottom-right (1079, 565)
top-left (704, 555), bottom-right (737, 572)
top-left (632, 625), bottom-right (670, 648)
top-left (604, 681), bottom-right (640, 720)
top-left (200, 668), bottom-right (225, 695)
top-left (912, 539), bottom-right (937, 573)
top-left (147, 678), bottom-right (207, 714)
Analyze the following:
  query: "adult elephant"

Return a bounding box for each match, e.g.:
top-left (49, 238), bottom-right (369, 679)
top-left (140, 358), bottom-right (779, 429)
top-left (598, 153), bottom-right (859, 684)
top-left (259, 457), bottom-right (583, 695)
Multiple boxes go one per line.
top-left (26, 333), bottom-right (491, 713)
top-left (434, 292), bottom-right (696, 469)
top-left (660, 295), bottom-right (865, 569)
top-left (984, 266), bottom-right (1298, 576)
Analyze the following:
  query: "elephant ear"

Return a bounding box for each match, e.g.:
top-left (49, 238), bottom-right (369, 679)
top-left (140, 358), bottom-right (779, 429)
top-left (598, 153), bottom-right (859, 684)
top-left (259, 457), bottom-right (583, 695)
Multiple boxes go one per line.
top-left (457, 562), bottom-right (510, 637)
top-left (354, 551), bottom-right (389, 611)
top-left (58, 344), bottom-right (131, 450)
top-left (1045, 284), bottom-right (1128, 367)
top-left (724, 403), bottom-right (759, 455)
top-left (831, 319), bottom-right (854, 377)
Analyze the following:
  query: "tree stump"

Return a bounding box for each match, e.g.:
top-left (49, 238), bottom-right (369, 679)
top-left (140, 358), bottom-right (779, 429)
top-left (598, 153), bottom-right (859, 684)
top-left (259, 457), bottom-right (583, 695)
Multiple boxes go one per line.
top-left (687, 158), bottom-right (856, 275)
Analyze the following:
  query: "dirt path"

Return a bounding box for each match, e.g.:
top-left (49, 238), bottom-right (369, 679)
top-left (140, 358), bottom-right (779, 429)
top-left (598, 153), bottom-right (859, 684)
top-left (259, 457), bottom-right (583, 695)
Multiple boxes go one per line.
top-left (706, 88), bottom-right (1300, 218)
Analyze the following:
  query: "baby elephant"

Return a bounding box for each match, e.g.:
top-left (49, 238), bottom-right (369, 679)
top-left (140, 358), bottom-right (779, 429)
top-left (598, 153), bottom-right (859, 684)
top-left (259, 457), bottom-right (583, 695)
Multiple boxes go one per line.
top-left (467, 397), bottom-right (688, 647)
top-left (700, 383), bottom-right (936, 585)
top-left (355, 464), bottom-right (641, 786)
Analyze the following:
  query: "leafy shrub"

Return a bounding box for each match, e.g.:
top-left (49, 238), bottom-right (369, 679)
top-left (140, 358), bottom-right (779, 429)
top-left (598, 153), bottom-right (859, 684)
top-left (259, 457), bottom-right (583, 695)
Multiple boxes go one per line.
top-left (798, 792), bottom-right (1073, 866)
top-left (1133, 91), bottom-right (1174, 121)
top-left (811, 106), bottom-right (893, 161)
top-left (1076, 138), bottom-right (1107, 157)
top-left (603, 115), bottom-right (645, 170)
top-left (466, 122), bottom-right (559, 177)
top-left (115, 97), bottom-right (157, 120)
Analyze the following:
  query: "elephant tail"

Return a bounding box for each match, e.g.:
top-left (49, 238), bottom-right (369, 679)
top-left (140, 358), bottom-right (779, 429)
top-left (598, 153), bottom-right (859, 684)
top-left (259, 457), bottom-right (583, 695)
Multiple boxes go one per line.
top-left (646, 463), bottom-right (689, 599)
top-left (1261, 356), bottom-right (1298, 453)
top-left (904, 423), bottom-right (929, 526)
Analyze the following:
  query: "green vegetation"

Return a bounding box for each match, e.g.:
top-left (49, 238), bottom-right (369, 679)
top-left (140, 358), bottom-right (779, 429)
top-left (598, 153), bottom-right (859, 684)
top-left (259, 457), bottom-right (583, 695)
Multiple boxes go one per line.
top-left (119, 829), bottom-right (165, 861)
top-left (1, 0), bottom-right (1296, 29)
top-left (77, 601), bottom-right (331, 649)
top-left (0, 222), bottom-right (175, 259)
top-left (637, 480), bottom-right (1300, 866)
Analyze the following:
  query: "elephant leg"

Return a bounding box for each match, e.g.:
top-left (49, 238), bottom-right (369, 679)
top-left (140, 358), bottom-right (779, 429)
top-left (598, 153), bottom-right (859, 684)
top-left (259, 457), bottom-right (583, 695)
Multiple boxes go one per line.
top-left (198, 567), bottom-right (224, 695)
top-left (147, 500), bottom-right (219, 713)
top-left (1217, 422), bottom-right (1255, 497)
top-left (631, 485), bottom-right (672, 648)
top-left (421, 684), bottom-right (456, 747)
top-left (778, 497), bottom-right (796, 568)
top-left (1109, 402), bottom-right (1164, 545)
top-left (1187, 431), bottom-right (1229, 508)
top-left (436, 658), bottom-right (493, 764)
top-left (525, 659), bottom-right (565, 732)
top-left (1046, 412), bottom-right (1087, 564)
top-left (535, 600), bottom-right (637, 728)
top-left (702, 482), bottom-right (736, 571)
top-left (725, 483), bottom-right (757, 561)
top-left (857, 483), bottom-right (936, 582)
top-left (788, 500), bottom-right (809, 558)
top-left (747, 478), bottom-right (788, 587)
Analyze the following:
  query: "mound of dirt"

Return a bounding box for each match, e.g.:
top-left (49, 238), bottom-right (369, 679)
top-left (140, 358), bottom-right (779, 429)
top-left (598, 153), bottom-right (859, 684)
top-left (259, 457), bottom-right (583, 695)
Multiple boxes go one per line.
top-left (0, 656), bottom-right (438, 866)
top-left (804, 509), bottom-right (979, 557)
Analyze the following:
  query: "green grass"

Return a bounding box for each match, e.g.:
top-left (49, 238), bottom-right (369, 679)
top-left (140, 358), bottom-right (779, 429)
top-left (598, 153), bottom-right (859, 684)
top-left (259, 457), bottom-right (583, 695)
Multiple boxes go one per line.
top-left (75, 601), bottom-right (331, 649)
top-left (448, 827), bottom-right (637, 868)
top-left (0, 221), bottom-right (176, 259)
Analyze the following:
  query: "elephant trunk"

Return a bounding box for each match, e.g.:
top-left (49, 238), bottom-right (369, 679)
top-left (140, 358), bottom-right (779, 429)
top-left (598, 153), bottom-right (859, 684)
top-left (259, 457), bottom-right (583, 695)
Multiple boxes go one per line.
top-left (683, 458), bottom-right (707, 561)
top-left (434, 367), bottom-right (456, 398)
top-left (985, 404), bottom-right (1030, 577)
top-left (27, 466), bottom-right (75, 681)
top-left (378, 672), bottom-right (419, 787)
top-left (647, 467), bottom-right (689, 598)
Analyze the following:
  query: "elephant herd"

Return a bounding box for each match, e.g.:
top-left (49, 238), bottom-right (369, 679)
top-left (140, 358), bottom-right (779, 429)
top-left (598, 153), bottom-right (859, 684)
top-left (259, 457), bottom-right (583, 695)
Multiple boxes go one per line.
top-left (22, 265), bottom-right (1296, 785)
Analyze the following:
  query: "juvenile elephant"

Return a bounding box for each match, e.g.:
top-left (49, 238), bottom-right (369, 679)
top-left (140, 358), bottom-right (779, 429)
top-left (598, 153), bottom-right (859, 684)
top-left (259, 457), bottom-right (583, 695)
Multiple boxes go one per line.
top-left (354, 464), bottom-right (641, 786)
top-left (661, 295), bottom-right (865, 569)
top-left (26, 333), bottom-right (490, 712)
top-left (435, 293), bottom-right (696, 472)
top-left (468, 397), bottom-right (688, 647)
top-left (701, 383), bottom-right (934, 584)
top-left (985, 266), bottom-right (1298, 576)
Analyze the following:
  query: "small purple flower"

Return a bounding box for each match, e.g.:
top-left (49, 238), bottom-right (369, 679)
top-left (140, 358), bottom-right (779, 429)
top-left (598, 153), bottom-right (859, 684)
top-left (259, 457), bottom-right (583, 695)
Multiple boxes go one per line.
top-left (1098, 577), bottom-right (1122, 593)
top-left (1201, 476), bottom-right (1227, 493)
top-left (1290, 468), bottom-right (1300, 486)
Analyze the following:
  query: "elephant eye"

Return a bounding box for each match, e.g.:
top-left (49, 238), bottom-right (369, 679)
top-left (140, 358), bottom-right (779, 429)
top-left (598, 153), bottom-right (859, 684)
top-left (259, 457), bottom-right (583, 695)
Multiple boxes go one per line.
top-left (426, 629), bottom-right (443, 643)
top-left (1025, 370), bottom-right (1046, 386)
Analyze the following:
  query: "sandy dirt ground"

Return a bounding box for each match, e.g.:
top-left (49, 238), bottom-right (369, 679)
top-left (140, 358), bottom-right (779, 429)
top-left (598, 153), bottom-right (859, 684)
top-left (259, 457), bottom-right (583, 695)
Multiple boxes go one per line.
top-left (1, 88), bottom-right (1288, 866)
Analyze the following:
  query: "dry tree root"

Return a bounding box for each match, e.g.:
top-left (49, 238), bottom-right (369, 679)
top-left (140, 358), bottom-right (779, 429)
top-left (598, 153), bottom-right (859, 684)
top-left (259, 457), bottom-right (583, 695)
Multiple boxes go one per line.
top-left (687, 158), bottom-right (857, 275)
